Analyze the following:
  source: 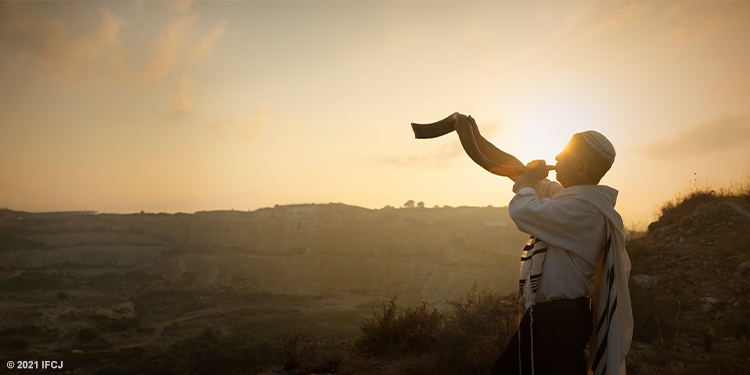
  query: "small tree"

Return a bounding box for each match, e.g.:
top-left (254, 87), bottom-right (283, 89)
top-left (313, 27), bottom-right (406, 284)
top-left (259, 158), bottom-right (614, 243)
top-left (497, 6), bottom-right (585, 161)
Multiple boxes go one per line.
top-left (417, 201), bottom-right (425, 209)
top-left (403, 200), bottom-right (415, 208)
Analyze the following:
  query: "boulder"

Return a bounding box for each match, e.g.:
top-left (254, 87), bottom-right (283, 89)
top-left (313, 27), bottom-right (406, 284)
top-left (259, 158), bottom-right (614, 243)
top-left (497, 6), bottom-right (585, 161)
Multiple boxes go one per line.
top-left (631, 275), bottom-right (659, 289)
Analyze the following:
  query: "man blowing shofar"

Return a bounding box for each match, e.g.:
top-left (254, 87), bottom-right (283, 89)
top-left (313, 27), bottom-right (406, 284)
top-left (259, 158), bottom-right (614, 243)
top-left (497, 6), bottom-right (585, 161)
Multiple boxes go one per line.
top-left (411, 113), bottom-right (632, 375)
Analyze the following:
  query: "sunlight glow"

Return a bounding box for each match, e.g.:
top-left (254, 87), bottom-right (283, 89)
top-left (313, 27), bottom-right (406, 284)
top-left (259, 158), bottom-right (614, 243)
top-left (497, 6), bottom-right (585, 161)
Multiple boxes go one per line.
top-left (514, 83), bottom-right (610, 165)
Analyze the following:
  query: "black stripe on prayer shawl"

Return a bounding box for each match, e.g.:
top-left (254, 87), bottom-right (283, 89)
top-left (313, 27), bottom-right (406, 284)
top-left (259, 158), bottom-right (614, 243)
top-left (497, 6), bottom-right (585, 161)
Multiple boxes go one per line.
top-left (594, 265), bottom-right (615, 359)
top-left (518, 237), bottom-right (546, 295)
top-left (520, 248), bottom-right (547, 261)
top-left (593, 236), bottom-right (615, 375)
top-left (522, 237), bottom-right (539, 250)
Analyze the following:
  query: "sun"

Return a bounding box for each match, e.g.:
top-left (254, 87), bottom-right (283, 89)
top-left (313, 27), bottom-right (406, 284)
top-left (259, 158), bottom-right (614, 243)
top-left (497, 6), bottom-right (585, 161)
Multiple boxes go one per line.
top-left (511, 83), bottom-right (609, 166)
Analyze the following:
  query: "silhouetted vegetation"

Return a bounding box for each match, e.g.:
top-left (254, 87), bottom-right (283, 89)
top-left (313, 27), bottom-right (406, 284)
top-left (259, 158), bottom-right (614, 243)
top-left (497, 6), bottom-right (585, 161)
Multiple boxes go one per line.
top-left (77, 328), bottom-right (98, 343)
top-left (8, 337), bottom-right (29, 351)
top-left (0, 271), bottom-right (67, 292)
top-left (0, 226), bottom-right (48, 251)
top-left (108, 317), bottom-right (141, 332)
top-left (95, 328), bottom-right (271, 375)
top-left (275, 333), bottom-right (351, 374)
top-left (357, 299), bottom-right (443, 356)
top-left (275, 289), bottom-right (519, 375)
top-left (87, 271), bottom-right (162, 286)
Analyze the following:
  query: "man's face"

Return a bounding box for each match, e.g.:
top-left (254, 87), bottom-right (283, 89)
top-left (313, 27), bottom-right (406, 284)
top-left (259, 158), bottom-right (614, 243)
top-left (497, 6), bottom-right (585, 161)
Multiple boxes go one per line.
top-left (554, 138), bottom-right (583, 188)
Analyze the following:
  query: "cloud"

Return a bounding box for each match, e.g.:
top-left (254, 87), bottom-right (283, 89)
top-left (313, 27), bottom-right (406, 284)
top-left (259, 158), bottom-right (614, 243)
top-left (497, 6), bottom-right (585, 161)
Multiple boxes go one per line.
top-left (164, 74), bottom-right (194, 121)
top-left (0, 2), bottom-right (227, 84)
top-left (639, 114), bottom-right (750, 160)
top-left (241, 103), bottom-right (291, 141)
top-left (666, 14), bottom-right (723, 41)
top-left (586, 3), bottom-right (652, 38)
top-left (173, 0), bottom-right (194, 14)
top-left (210, 117), bottom-right (234, 133)
top-left (190, 20), bottom-right (227, 63)
top-left (209, 103), bottom-right (291, 141)
top-left (382, 120), bottom-right (502, 168)
top-left (142, 15), bottom-right (195, 82)
top-left (381, 141), bottom-right (465, 169)
top-left (0, 3), bottom-right (126, 81)
top-left (659, 5), bottom-right (724, 42)
top-left (713, 74), bottom-right (750, 101)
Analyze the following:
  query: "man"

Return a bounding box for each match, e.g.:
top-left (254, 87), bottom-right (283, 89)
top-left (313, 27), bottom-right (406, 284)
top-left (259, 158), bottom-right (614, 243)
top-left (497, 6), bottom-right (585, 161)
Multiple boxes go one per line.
top-left (410, 114), bottom-right (632, 375)
top-left (489, 129), bottom-right (633, 375)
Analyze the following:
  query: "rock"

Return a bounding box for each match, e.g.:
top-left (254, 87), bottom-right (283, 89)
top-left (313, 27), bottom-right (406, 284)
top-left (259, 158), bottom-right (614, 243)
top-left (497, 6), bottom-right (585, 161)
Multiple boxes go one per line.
top-left (631, 275), bottom-right (659, 289)
top-left (738, 262), bottom-right (750, 273)
top-left (91, 301), bottom-right (136, 320)
top-left (700, 297), bottom-right (720, 312)
top-left (714, 312), bottom-right (723, 320)
top-left (699, 297), bottom-right (720, 304)
top-left (632, 341), bottom-right (651, 349)
top-left (733, 300), bottom-right (741, 308)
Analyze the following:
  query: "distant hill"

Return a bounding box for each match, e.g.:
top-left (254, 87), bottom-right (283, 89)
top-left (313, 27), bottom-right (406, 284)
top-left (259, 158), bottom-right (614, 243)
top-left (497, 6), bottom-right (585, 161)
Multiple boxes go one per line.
top-left (0, 204), bottom-right (529, 302)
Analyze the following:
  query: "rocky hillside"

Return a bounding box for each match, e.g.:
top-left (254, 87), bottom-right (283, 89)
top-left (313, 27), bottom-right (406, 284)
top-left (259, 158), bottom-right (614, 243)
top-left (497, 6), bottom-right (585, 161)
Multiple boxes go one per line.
top-left (626, 191), bottom-right (750, 374)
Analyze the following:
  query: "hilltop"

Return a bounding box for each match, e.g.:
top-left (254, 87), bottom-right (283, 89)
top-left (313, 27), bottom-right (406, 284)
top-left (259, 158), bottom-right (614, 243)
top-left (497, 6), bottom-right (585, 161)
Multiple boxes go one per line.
top-left (626, 188), bottom-right (750, 374)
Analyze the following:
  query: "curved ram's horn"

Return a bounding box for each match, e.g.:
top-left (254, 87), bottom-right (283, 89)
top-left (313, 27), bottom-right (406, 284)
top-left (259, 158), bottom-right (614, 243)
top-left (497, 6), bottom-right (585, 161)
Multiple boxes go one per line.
top-left (411, 112), bottom-right (458, 139)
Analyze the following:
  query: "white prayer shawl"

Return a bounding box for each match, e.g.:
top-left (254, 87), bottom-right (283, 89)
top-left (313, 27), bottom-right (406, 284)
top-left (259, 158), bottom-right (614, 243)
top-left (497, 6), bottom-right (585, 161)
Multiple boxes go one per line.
top-left (553, 186), bottom-right (632, 375)
top-left (517, 236), bottom-right (549, 310)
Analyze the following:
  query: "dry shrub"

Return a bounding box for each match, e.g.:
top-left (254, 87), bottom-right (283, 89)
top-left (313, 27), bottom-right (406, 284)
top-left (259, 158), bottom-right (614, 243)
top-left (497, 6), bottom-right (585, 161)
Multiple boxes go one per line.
top-left (356, 299), bottom-right (444, 357)
top-left (355, 289), bottom-right (520, 375)
top-left (275, 333), bottom-right (349, 375)
top-left (651, 176), bottom-right (750, 233)
top-left (439, 288), bottom-right (518, 374)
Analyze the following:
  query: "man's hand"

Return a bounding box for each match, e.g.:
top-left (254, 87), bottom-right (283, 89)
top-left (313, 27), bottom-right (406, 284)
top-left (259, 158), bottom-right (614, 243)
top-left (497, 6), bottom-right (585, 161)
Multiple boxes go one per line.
top-left (517, 159), bottom-right (549, 189)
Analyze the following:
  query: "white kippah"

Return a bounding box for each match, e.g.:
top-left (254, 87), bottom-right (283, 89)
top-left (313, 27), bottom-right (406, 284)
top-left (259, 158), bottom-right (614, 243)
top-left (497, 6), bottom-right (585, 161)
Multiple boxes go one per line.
top-left (579, 130), bottom-right (616, 165)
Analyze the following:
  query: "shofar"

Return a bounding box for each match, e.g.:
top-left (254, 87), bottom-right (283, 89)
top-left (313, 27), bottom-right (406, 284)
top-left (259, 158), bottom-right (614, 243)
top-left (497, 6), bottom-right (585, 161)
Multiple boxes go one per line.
top-left (411, 112), bottom-right (524, 178)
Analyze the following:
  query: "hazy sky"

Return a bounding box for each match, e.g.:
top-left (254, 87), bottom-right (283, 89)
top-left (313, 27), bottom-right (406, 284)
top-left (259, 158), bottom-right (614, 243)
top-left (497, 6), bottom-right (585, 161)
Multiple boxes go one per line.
top-left (1, 1), bottom-right (749, 228)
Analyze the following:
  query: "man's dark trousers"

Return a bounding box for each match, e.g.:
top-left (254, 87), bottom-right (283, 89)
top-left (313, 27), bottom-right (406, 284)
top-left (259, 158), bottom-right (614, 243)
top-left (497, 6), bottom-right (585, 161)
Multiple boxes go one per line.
top-left (491, 297), bottom-right (592, 375)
